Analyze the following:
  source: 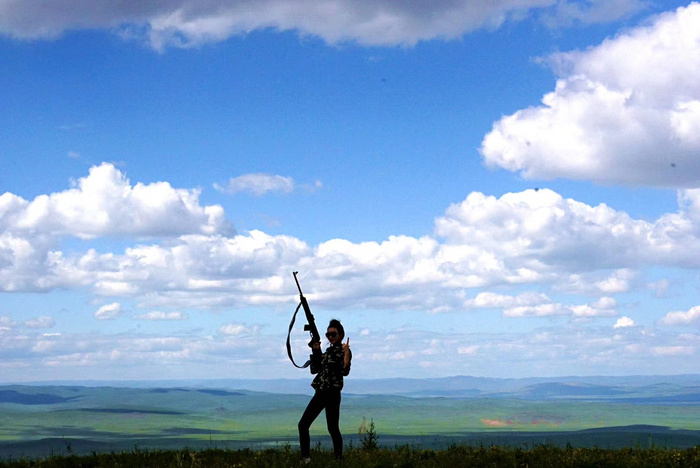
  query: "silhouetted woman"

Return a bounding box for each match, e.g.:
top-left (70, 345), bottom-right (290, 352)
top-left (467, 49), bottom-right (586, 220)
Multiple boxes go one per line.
top-left (298, 319), bottom-right (351, 463)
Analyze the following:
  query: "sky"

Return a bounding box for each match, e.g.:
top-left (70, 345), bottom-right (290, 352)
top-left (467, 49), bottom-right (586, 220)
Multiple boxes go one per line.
top-left (1, 0), bottom-right (700, 383)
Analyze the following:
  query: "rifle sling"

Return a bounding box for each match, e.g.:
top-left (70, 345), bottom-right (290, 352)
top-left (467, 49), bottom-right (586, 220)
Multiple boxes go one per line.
top-left (286, 301), bottom-right (312, 369)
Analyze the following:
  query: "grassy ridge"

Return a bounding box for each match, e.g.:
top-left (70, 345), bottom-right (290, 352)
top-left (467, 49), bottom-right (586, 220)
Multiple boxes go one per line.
top-left (3, 384), bottom-right (700, 461)
top-left (3, 386), bottom-right (700, 442)
top-left (1, 445), bottom-right (700, 467)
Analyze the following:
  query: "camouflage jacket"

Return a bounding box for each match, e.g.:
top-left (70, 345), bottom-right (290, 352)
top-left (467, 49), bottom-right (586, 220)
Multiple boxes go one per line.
top-left (310, 344), bottom-right (351, 391)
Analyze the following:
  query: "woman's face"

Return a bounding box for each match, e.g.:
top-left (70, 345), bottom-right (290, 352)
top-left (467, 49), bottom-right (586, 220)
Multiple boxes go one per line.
top-left (326, 327), bottom-right (343, 346)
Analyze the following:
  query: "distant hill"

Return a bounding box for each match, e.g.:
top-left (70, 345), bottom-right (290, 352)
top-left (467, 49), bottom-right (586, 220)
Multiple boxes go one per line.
top-left (2, 378), bottom-right (700, 458)
top-left (10, 374), bottom-right (700, 402)
top-left (0, 389), bottom-right (80, 405)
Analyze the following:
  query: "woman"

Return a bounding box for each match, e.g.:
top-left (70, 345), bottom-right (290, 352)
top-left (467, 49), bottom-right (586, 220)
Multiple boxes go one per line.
top-left (298, 319), bottom-right (352, 462)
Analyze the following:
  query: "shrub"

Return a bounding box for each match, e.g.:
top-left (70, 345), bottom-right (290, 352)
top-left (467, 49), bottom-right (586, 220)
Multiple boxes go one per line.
top-left (358, 417), bottom-right (379, 451)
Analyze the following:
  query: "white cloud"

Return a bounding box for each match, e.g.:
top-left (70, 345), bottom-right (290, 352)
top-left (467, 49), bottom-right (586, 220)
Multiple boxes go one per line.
top-left (0, 163), bottom-right (234, 292)
top-left (614, 316), bottom-right (635, 328)
top-left (3, 159), bottom-right (700, 340)
top-left (502, 303), bottom-right (572, 318)
top-left (0, 316), bottom-right (16, 328)
top-left (435, 190), bottom-right (652, 275)
top-left (24, 316), bottom-right (56, 329)
top-left (467, 291), bottom-right (551, 309)
top-left (593, 270), bottom-right (634, 294)
top-left (214, 173), bottom-right (295, 196)
top-left (0, 0), bottom-right (646, 50)
top-left (1, 314), bottom-right (698, 380)
top-left (95, 302), bottom-right (123, 320)
top-left (347, 323), bottom-right (699, 377)
top-left (570, 304), bottom-right (617, 318)
top-left (659, 306), bottom-right (700, 326)
top-left (651, 345), bottom-right (695, 356)
top-left (88, 230), bottom-right (310, 303)
top-left (8, 177), bottom-right (700, 318)
top-left (1, 162), bottom-right (230, 239)
top-left (219, 323), bottom-right (258, 336)
top-left (593, 296), bottom-right (617, 309)
top-left (481, 3), bottom-right (700, 188)
top-left (457, 345), bottom-right (480, 355)
top-left (134, 311), bottom-right (188, 321)
top-left (466, 291), bottom-right (619, 319)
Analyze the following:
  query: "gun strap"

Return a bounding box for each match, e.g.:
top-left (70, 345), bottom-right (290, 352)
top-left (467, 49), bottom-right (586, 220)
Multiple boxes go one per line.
top-left (286, 301), bottom-right (312, 369)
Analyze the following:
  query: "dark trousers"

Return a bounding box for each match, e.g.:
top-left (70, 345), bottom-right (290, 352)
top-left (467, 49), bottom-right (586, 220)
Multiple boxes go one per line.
top-left (298, 389), bottom-right (343, 458)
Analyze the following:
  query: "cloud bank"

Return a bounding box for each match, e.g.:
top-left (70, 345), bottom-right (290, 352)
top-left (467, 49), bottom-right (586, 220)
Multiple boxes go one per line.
top-left (2, 163), bottom-right (699, 379)
top-left (0, 0), bottom-right (646, 49)
top-left (481, 2), bottom-right (700, 188)
top-left (4, 163), bottom-right (700, 316)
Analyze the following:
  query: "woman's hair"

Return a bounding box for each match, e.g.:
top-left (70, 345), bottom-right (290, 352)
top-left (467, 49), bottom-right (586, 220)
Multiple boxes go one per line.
top-left (328, 319), bottom-right (344, 338)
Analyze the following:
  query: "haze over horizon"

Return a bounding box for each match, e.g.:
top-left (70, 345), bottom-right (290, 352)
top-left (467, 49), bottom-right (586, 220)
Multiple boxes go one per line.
top-left (2, 0), bottom-right (700, 383)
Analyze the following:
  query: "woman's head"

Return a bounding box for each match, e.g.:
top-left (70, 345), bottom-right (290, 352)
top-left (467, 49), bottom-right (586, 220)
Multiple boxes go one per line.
top-left (326, 319), bottom-right (344, 345)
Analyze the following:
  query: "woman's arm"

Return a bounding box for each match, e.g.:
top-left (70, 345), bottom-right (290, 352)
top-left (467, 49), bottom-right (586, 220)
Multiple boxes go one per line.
top-left (342, 338), bottom-right (351, 376)
top-left (343, 338), bottom-right (350, 368)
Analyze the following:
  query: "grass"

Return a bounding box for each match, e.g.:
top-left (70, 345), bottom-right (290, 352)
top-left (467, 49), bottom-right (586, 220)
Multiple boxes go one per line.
top-left (3, 385), bottom-right (700, 449)
top-left (0, 444), bottom-right (699, 467)
top-left (3, 385), bottom-right (700, 465)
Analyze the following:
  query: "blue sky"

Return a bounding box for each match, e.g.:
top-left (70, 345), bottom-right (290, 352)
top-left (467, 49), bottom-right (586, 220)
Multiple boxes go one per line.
top-left (1, 0), bottom-right (700, 383)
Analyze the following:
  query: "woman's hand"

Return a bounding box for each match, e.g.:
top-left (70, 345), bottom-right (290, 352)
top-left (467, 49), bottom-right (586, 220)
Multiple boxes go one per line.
top-left (343, 338), bottom-right (350, 368)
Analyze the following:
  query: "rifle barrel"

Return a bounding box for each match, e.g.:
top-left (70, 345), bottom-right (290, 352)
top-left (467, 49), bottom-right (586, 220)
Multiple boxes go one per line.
top-left (293, 271), bottom-right (303, 296)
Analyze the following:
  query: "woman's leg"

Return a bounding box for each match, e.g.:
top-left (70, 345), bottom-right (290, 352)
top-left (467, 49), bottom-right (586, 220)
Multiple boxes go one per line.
top-left (324, 390), bottom-right (343, 459)
top-left (298, 391), bottom-right (324, 458)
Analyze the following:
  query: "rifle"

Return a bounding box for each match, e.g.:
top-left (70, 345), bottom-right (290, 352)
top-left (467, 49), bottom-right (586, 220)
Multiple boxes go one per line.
top-left (286, 271), bottom-right (321, 368)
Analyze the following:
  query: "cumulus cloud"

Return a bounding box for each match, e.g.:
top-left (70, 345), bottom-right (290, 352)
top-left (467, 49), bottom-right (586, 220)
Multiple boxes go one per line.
top-left (465, 291), bottom-right (616, 318)
top-left (457, 345), bottom-right (479, 355)
top-left (24, 316), bottom-right (56, 329)
top-left (481, 3), bottom-right (700, 188)
top-left (219, 323), bottom-right (259, 336)
top-left (614, 316), bottom-right (635, 328)
top-left (436, 190), bottom-right (659, 274)
top-left (659, 306), bottom-right (700, 326)
top-left (0, 162), bottom-right (230, 239)
top-left (95, 302), bottom-right (123, 320)
top-left (8, 174), bottom-right (700, 318)
top-left (0, 163), bottom-right (234, 292)
top-left (117, 188), bottom-right (700, 313)
top-left (0, 316), bottom-right (16, 329)
top-left (214, 173), bottom-right (295, 196)
top-left (134, 311), bottom-right (188, 320)
top-left (0, 0), bottom-right (646, 49)
top-left (502, 302), bottom-right (616, 318)
top-left (467, 291), bottom-right (551, 309)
